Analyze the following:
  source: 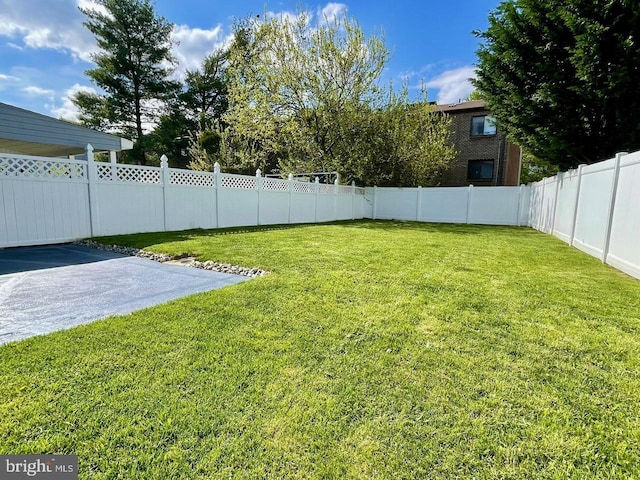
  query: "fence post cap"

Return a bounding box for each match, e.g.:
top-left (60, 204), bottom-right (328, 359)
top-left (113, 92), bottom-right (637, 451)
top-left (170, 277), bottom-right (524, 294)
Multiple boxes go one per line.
top-left (334, 178), bottom-right (339, 185)
top-left (214, 162), bottom-right (221, 173)
top-left (256, 168), bottom-right (262, 177)
top-left (315, 177), bottom-right (320, 184)
top-left (85, 144), bottom-right (94, 153)
top-left (288, 173), bottom-right (293, 180)
top-left (160, 155), bottom-right (168, 168)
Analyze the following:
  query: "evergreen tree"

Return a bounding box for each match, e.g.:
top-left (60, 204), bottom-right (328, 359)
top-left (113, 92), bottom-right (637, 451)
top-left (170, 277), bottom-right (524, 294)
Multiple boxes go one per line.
top-left (474, 0), bottom-right (640, 169)
top-left (182, 49), bottom-right (228, 132)
top-left (74, 0), bottom-right (179, 164)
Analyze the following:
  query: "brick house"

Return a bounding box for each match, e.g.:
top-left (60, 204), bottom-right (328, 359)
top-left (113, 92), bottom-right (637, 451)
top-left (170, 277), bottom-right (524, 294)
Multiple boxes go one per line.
top-left (433, 100), bottom-right (522, 186)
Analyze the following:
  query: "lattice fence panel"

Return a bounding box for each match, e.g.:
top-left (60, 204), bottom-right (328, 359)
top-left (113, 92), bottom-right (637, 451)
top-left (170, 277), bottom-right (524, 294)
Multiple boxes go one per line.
top-left (0, 156), bottom-right (86, 180)
top-left (319, 184), bottom-right (335, 194)
top-left (263, 178), bottom-right (289, 192)
top-left (170, 169), bottom-right (216, 187)
top-left (293, 182), bottom-right (315, 193)
top-left (338, 185), bottom-right (354, 195)
top-left (221, 174), bottom-right (257, 189)
top-left (115, 165), bottom-right (160, 184)
top-left (96, 164), bottom-right (113, 180)
top-left (355, 187), bottom-right (365, 195)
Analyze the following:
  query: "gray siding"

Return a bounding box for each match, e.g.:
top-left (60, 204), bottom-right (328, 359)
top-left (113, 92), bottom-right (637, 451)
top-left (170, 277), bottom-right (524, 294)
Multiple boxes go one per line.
top-left (0, 102), bottom-right (132, 155)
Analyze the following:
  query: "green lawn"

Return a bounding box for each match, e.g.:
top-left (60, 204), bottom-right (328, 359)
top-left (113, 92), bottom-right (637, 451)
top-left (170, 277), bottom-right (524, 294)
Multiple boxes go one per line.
top-left (1, 221), bottom-right (639, 479)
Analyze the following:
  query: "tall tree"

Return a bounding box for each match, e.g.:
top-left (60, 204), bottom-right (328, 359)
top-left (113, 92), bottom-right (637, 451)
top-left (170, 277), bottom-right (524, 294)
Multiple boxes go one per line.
top-left (182, 49), bottom-right (228, 132)
top-left (221, 10), bottom-right (454, 184)
top-left (149, 50), bottom-right (229, 169)
top-left (74, 0), bottom-right (178, 164)
top-left (474, 0), bottom-right (640, 170)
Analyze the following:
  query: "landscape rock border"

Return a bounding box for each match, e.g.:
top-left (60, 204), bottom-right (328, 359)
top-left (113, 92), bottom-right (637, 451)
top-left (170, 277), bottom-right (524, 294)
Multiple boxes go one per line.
top-left (75, 240), bottom-right (269, 278)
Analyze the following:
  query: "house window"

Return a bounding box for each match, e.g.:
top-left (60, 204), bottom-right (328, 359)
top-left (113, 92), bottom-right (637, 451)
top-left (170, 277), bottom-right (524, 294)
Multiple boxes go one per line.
top-left (471, 115), bottom-right (497, 136)
top-left (468, 160), bottom-right (494, 180)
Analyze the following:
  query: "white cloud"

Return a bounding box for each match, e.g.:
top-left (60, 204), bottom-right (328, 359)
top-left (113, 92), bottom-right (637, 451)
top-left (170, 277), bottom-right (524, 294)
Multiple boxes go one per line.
top-left (171, 24), bottom-right (229, 77)
top-left (0, 73), bottom-right (20, 81)
top-left (0, 0), bottom-right (233, 80)
top-left (49, 83), bottom-right (96, 122)
top-left (77, 0), bottom-right (109, 17)
top-left (425, 66), bottom-right (477, 104)
top-left (0, 0), bottom-right (97, 61)
top-left (318, 3), bottom-right (347, 23)
top-left (22, 85), bottom-right (55, 97)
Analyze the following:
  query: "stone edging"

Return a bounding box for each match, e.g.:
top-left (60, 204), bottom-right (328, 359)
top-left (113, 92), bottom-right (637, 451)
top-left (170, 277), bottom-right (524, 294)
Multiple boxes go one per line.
top-left (75, 240), bottom-right (269, 278)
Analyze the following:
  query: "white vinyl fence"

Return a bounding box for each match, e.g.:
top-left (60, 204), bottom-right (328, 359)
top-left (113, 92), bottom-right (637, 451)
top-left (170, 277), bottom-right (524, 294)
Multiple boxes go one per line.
top-left (365, 184), bottom-right (531, 226)
top-left (529, 151), bottom-right (640, 280)
top-left (0, 145), bottom-right (365, 248)
top-left (3, 142), bottom-right (640, 282)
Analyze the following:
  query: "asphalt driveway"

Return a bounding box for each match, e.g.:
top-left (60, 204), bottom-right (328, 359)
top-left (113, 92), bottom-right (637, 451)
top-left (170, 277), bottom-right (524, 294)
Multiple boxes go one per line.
top-left (0, 244), bottom-right (248, 345)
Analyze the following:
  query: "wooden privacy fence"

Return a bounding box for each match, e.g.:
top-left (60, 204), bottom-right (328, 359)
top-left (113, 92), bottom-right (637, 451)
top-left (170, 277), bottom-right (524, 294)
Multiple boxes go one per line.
top-left (0, 144), bottom-right (365, 247)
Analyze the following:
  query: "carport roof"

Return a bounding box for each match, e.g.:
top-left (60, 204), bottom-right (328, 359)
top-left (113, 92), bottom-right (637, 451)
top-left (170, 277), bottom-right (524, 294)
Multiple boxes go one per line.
top-left (0, 102), bottom-right (133, 157)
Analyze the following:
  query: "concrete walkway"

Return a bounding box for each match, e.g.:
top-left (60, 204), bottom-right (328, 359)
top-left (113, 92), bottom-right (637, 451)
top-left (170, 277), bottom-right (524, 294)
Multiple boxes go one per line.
top-left (0, 244), bottom-right (248, 345)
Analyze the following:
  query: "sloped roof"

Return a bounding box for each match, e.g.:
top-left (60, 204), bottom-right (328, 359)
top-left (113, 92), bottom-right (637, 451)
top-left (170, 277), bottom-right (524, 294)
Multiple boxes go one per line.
top-left (432, 100), bottom-right (488, 113)
top-left (0, 102), bottom-right (133, 157)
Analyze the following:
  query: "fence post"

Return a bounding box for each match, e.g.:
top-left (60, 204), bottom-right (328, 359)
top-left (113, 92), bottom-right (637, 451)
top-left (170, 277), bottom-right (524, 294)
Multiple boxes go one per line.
top-left (373, 186), bottom-right (378, 220)
top-left (256, 169), bottom-right (262, 225)
top-left (416, 186), bottom-right (422, 222)
top-left (161, 155), bottom-right (169, 232)
top-left (601, 152), bottom-right (627, 263)
top-left (516, 184), bottom-right (525, 226)
top-left (334, 177), bottom-right (339, 221)
top-left (314, 177), bottom-right (320, 223)
top-left (214, 162), bottom-right (221, 228)
top-left (569, 164), bottom-right (585, 246)
top-left (550, 172), bottom-right (562, 235)
top-left (288, 173), bottom-right (293, 224)
top-left (466, 184), bottom-right (474, 224)
top-left (352, 181), bottom-right (356, 220)
top-left (85, 144), bottom-right (98, 237)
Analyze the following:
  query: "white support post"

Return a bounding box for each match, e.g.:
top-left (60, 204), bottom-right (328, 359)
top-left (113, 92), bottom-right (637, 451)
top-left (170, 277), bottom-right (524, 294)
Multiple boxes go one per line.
top-left (85, 144), bottom-right (98, 237)
top-left (214, 162), bottom-right (221, 228)
top-left (288, 173), bottom-right (293, 224)
top-left (256, 169), bottom-right (262, 226)
top-left (540, 177), bottom-right (547, 232)
top-left (373, 186), bottom-right (378, 220)
top-left (569, 164), bottom-right (585, 246)
top-left (601, 152), bottom-right (627, 263)
top-left (334, 177), bottom-right (339, 222)
top-left (351, 181), bottom-right (356, 220)
top-left (161, 155), bottom-right (169, 232)
top-left (416, 186), bottom-right (422, 222)
top-left (550, 172), bottom-right (562, 236)
top-left (516, 184), bottom-right (525, 226)
top-left (109, 151), bottom-right (117, 164)
top-left (466, 184), bottom-right (474, 224)
top-left (314, 177), bottom-right (320, 223)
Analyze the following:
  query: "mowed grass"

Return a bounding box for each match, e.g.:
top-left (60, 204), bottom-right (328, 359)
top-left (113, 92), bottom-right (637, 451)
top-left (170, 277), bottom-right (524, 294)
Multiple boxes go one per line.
top-left (1, 221), bottom-right (640, 479)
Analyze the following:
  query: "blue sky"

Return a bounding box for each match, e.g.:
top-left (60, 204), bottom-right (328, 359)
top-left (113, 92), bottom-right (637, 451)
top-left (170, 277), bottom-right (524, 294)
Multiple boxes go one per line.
top-left (0, 0), bottom-right (502, 121)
